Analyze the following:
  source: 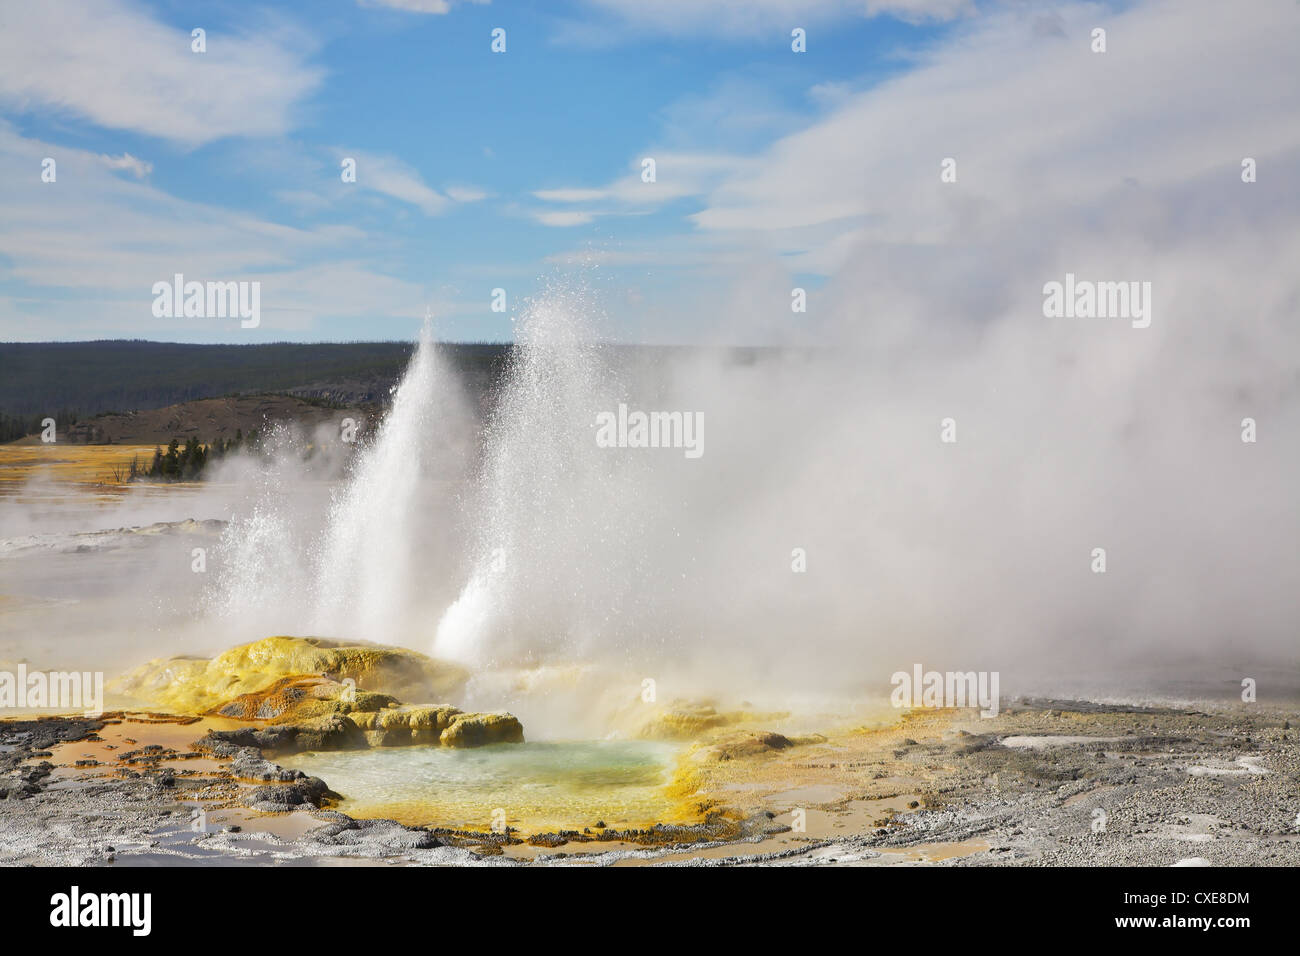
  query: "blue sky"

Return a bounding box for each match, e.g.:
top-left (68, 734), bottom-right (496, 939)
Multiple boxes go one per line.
top-left (1, 0), bottom-right (1297, 344)
top-left (0, 0), bottom-right (960, 342)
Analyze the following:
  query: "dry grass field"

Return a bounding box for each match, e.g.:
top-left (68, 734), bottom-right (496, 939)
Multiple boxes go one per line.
top-left (0, 444), bottom-right (160, 495)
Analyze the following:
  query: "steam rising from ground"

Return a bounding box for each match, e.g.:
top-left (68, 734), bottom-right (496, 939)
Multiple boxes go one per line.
top-left (435, 286), bottom-right (659, 669)
top-left (426, 284), bottom-right (1297, 703)
top-left (199, 320), bottom-right (473, 648)
top-left (3, 262), bottom-right (1296, 718)
top-left (312, 320), bottom-right (472, 640)
top-left (3, 0), bottom-right (1298, 718)
top-left (432, 264), bottom-right (1296, 701)
top-left (4, 264), bottom-right (1296, 718)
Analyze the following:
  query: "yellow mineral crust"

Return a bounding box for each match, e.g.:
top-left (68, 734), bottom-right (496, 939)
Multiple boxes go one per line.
top-left (348, 705), bottom-right (524, 747)
top-left (631, 699), bottom-right (791, 741)
top-left (110, 635), bottom-right (469, 714)
top-left (110, 638), bottom-right (523, 751)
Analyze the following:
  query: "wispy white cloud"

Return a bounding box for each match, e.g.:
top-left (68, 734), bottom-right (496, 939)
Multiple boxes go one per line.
top-left (686, 0), bottom-right (1300, 267)
top-left (357, 0), bottom-right (489, 14)
top-left (98, 153), bottom-right (152, 179)
top-left (533, 0), bottom-right (1300, 354)
top-left (274, 189), bottom-right (334, 213)
top-left (0, 123), bottom-right (434, 337)
top-left (343, 151), bottom-right (449, 216)
top-left (807, 81), bottom-right (855, 108)
top-left (560, 0), bottom-right (972, 42)
top-left (445, 185), bottom-right (489, 203)
top-left (546, 0), bottom-right (1299, 281)
top-left (0, 0), bottom-right (323, 147)
top-left (534, 188), bottom-right (609, 204)
top-left (336, 151), bottom-right (486, 216)
top-left (534, 210), bottom-right (598, 228)
top-left (529, 152), bottom-right (755, 225)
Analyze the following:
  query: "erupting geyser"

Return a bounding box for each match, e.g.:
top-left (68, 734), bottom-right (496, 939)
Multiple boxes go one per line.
top-left (203, 313), bottom-right (472, 649)
top-left (434, 288), bottom-right (650, 667)
top-left (312, 315), bottom-right (460, 641)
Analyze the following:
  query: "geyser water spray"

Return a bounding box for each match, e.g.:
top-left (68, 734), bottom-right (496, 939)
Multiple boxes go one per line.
top-left (434, 286), bottom-right (650, 667)
top-left (312, 314), bottom-right (467, 643)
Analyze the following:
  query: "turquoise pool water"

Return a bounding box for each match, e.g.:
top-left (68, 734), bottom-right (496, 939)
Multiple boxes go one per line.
top-left (281, 739), bottom-right (685, 833)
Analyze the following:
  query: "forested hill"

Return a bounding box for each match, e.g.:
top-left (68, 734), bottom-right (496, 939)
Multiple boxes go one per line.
top-left (0, 340), bottom-right (789, 443)
top-left (0, 340), bottom-right (508, 419)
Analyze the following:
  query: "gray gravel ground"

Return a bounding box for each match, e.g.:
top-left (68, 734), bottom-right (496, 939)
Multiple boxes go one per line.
top-left (3, 700), bottom-right (1296, 867)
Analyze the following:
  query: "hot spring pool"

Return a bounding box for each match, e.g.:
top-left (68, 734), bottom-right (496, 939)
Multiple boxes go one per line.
top-left (280, 740), bottom-right (688, 833)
